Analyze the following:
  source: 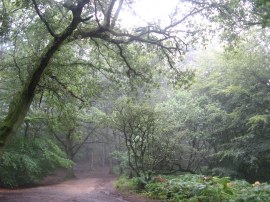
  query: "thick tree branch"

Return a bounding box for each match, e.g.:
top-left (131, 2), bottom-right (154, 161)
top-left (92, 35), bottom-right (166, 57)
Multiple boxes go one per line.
top-left (104, 0), bottom-right (117, 28)
top-left (73, 128), bottom-right (95, 156)
top-left (111, 0), bottom-right (124, 29)
top-left (114, 43), bottom-right (138, 78)
top-left (0, 0), bottom-right (90, 155)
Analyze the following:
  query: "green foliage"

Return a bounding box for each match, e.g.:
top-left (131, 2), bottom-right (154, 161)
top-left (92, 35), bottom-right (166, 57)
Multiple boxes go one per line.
top-left (110, 151), bottom-right (129, 175)
top-left (110, 98), bottom-right (157, 176)
top-left (162, 37), bottom-right (270, 181)
top-left (159, 90), bottom-right (229, 173)
top-left (1, 0), bottom-right (270, 192)
top-left (110, 97), bottom-right (182, 177)
top-left (198, 41), bottom-right (270, 182)
top-left (0, 136), bottom-right (71, 188)
top-left (252, 0), bottom-right (270, 27)
top-left (144, 174), bottom-right (270, 202)
top-left (115, 174), bottom-right (270, 201)
top-left (114, 176), bottom-right (142, 193)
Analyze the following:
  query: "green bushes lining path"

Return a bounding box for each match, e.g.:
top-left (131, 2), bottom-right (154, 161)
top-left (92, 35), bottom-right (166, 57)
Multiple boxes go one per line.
top-left (0, 137), bottom-right (71, 188)
top-left (115, 174), bottom-right (270, 202)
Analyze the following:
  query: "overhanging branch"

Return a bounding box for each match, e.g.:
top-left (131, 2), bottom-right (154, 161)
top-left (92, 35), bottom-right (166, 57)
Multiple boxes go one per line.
top-left (49, 75), bottom-right (85, 103)
top-left (32, 0), bottom-right (56, 37)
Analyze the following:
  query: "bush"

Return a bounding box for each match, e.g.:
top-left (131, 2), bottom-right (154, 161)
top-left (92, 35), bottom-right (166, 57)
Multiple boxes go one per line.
top-left (110, 151), bottom-right (129, 175)
top-left (145, 174), bottom-right (270, 201)
top-left (114, 176), bottom-right (141, 192)
top-left (0, 136), bottom-right (72, 188)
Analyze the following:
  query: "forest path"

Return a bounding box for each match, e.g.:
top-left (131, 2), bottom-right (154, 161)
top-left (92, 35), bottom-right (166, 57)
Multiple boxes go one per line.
top-left (0, 163), bottom-right (129, 202)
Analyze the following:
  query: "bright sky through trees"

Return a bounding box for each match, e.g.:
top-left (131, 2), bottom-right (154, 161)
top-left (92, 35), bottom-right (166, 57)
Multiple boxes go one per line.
top-left (119, 0), bottom-right (179, 27)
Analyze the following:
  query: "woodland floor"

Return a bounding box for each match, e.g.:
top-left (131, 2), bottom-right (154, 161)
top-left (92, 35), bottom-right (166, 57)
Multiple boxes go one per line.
top-left (0, 163), bottom-right (158, 202)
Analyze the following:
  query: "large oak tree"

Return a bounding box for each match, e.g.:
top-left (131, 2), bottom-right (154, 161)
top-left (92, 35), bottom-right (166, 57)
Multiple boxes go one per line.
top-left (0, 0), bottom-right (205, 155)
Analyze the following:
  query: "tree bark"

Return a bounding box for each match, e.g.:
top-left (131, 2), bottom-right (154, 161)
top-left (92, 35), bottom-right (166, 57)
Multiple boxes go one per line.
top-left (65, 130), bottom-right (76, 178)
top-left (0, 39), bottom-right (62, 156)
top-left (90, 148), bottom-right (94, 170)
top-left (0, 0), bottom-right (90, 156)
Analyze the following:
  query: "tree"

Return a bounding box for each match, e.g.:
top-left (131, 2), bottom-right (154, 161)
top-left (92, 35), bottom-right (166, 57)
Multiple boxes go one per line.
top-left (181, 36), bottom-right (270, 181)
top-left (151, 33), bottom-right (270, 181)
top-left (0, 0), bottom-right (205, 155)
top-left (111, 99), bottom-right (158, 177)
top-left (46, 100), bottom-right (108, 178)
top-left (109, 98), bottom-right (184, 179)
top-left (160, 90), bottom-right (230, 173)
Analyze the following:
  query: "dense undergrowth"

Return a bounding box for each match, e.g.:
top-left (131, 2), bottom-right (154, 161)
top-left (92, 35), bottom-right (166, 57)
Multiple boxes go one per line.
top-left (0, 137), bottom-right (71, 188)
top-left (115, 174), bottom-right (270, 202)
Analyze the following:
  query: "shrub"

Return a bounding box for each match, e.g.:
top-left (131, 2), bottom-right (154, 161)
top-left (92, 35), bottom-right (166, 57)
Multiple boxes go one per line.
top-left (0, 137), bottom-right (71, 188)
top-left (114, 176), bottom-right (141, 192)
top-left (144, 174), bottom-right (270, 201)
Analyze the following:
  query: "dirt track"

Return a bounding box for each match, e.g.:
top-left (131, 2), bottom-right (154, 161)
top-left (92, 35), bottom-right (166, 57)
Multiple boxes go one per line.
top-left (0, 163), bottom-right (160, 202)
top-left (0, 164), bottom-right (128, 202)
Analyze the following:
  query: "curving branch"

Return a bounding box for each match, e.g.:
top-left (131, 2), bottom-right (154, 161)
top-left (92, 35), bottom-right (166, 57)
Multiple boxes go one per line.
top-left (164, 7), bottom-right (204, 31)
top-left (96, 0), bottom-right (105, 15)
top-left (111, 0), bottom-right (124, 29)
top-left (0, 0), bottom-right (207, 157)
top-left (73, 128), bottom-right (95, 156)
top-left (49, 75), bottom-right (85, 103)
top-left (31, 0), bottom-right (56, 37)
top-left (93, 0), bottom-right (103, 27)
top-left (0, 0), bottom-right (91, 155)
top-left (113, 43), bottom-right (141, 78)
top-left (104, 0), bottom-right (117, 28)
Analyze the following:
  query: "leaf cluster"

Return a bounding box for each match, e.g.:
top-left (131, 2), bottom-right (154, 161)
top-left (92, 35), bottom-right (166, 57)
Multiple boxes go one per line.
top-left (145, 174), bottom-right (270, 201)
top-left (0, 136), bottom-right (71, 188)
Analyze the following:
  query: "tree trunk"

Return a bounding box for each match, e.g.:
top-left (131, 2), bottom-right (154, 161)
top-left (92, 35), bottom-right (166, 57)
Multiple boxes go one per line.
top-left (66, 164), bottom-right (76, 179)
top-left (0, 40), bottom-right (68, 156)
top-left (0, 3), bottom-right (87, 156)
top-left (65, 131), bottom-right (76, 179)
top-left (0, 89), bottom-right (34, 156)
top-left (102, 142), bottom-right (106, 166)
top-left (90, 148), bottom-right (94, 170)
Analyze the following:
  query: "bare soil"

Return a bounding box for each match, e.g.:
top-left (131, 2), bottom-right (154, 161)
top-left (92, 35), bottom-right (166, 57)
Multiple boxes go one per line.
top-left (0, 163), bottom-right (159, 202)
